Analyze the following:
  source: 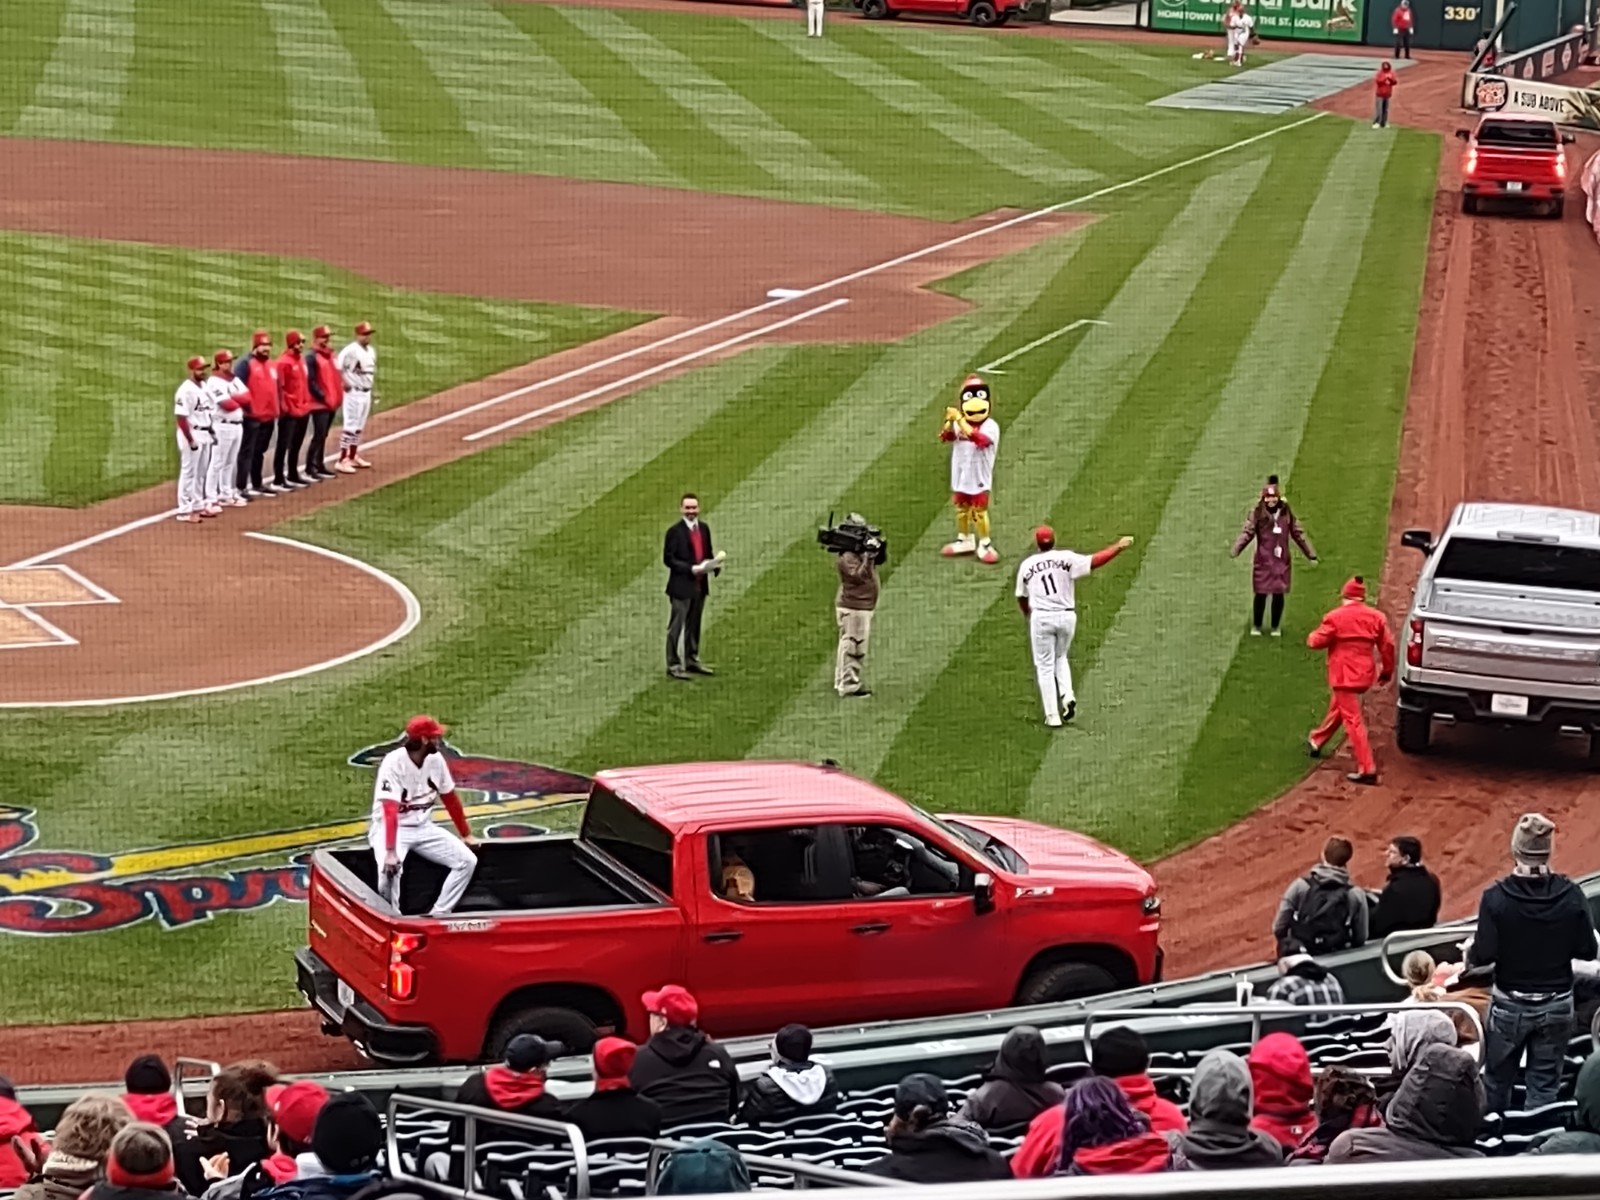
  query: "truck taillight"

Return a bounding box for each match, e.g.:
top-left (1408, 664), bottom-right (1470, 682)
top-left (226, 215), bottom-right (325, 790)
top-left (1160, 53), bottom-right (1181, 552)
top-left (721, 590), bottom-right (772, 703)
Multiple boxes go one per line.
top-left (388, 931), bottom-right (425, 1000)
top-left (1406, 618), bottom-right (1424, 667)
top-left (1556, 153), bottom-right (1567, 181)
top-left (1464, 147), bottom-right (1478, 175)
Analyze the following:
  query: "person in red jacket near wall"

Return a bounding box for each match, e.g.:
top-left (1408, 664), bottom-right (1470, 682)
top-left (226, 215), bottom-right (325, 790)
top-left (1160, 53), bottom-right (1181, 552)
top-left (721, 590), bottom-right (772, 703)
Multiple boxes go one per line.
top-left (1391, 0), bottom-right (1414, 58)
top-left (273, 331), bottom-right (315, 490)
top-left (1306, 576), bottom-right (1397, 786)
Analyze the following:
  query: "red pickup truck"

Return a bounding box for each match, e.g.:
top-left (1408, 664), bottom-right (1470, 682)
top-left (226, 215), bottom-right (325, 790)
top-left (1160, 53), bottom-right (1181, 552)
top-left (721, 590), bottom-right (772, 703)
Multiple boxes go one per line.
top-left (1457, 112), bottom-right (1575, 217)
top-left (297, 761), bottom-right (1162, 1065)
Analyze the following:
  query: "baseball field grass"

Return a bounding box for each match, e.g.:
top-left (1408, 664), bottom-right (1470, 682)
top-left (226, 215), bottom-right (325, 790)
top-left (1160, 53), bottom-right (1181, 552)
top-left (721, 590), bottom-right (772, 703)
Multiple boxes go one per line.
top-left (0, 0), bottom-right (1438, 1024)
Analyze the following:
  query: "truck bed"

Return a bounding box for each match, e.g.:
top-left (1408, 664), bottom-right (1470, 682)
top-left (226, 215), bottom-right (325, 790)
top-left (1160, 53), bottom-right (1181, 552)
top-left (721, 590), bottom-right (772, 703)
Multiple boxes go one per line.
top-left (325, 836), bottom-right (660, 915)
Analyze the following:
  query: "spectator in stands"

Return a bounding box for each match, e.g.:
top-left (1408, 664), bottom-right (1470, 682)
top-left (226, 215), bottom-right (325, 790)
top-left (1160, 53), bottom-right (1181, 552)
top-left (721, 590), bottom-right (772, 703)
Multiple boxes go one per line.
top-left (203, 1081), bottom-right (330, 1200)
top-left (563, 1038), bottom-right (662, 1143)
top-left (739, 1024), bottom-right (839, 1127)
top-left (121, 1058), bottom-right (189, 1153)
top-left (956, 1026), bottom-right (1064, 1132)
top-left (655, 1139), bottom-right (750, 1194)
top-left (13, 1093), bottom-right (130, 1200)
top-left (1264, 952), bottom-right (1346, 1007)
top-left (175, 1061), bottom-right (279, 1196)
top-left (1401, 950), bottom-right (1438, 997)
top-left (1272, 837), bottom-right (1368, 958)
top-left (1247, 1033), bottom-right (1315, 1149)
top-left (0, 1075), bottom-right (44, 1188)
top-left (1011, 1026), bottom-right (1184, 1178)
top-left (1378, 1008), bottom-right (1457, 1113)
top-left (1470, 813), bottom-right (1598, 1113)
top-left (1532, 1047), bottom-right (1600, 1154)
top-left (1369, 836), bottom-right (1442, 937)
top-left (1290, 1067), bottom-right (1383, 1164)
top-left (1053, 1077), bottom-right (1176, 1175)
top-left (1164, 1050), bottom-right (1284, 1169)
top-left (1326, 1043), bottom-right (1484, 1162)
top-left (255, 1094), bottom-right (384, 1200)
top-left (629, 986), bottom-right (741, 1127)
top-left (864, 1074), bottom-right (1011, 1183)
top-left (87, 1123), bottom-right (181, 1200)
top-left (453, 1034), bottom-right (563, 1145)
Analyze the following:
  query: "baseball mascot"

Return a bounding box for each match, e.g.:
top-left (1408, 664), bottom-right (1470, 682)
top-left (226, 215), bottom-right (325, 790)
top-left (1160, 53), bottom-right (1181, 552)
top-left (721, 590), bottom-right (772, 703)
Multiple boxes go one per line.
top-left (940, 374), bottom-right (1001, 564)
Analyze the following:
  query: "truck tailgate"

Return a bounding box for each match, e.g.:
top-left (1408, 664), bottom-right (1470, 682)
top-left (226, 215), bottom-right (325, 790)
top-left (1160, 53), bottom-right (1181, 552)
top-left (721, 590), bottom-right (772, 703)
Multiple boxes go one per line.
top-left (1424, 621), bottom-right (1600, 686)
top-left (307, 860), bottom-right (392, 1009)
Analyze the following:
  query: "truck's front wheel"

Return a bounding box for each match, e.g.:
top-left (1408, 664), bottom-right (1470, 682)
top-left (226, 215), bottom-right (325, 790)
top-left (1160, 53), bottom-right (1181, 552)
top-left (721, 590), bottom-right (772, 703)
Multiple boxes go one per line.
top-left (485, 1006), bottom-right (598, 1061)
top-left (1017, 961), bottom-right (1117, 1006)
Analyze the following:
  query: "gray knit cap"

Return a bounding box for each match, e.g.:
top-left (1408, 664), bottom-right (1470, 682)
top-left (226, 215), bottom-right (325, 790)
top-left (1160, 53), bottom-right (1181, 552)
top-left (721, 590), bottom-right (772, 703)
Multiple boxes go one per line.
top-left (1512, 812), bottom-right (1555, 867)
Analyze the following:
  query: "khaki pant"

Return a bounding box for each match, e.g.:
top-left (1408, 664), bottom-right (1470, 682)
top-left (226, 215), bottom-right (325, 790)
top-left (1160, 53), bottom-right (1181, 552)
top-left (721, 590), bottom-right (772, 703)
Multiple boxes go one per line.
top-left (835, 607), bottom-right (873, 695)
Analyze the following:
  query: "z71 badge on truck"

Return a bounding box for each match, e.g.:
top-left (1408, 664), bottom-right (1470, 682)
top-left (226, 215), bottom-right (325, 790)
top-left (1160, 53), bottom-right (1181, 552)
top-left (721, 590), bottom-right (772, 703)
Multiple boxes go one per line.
top-left (297, 760), bottom-right (1163, 1064)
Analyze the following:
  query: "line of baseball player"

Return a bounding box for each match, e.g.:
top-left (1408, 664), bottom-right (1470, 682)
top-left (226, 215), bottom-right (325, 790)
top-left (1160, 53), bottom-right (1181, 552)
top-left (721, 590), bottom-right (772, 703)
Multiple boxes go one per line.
top-left (171, 323), bottom-right (378, 523)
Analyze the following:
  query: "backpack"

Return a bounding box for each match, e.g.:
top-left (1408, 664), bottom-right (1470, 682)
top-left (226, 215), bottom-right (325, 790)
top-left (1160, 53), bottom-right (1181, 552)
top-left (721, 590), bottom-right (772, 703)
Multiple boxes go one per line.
top-left (1289, 874), bottom-right (1352, 955)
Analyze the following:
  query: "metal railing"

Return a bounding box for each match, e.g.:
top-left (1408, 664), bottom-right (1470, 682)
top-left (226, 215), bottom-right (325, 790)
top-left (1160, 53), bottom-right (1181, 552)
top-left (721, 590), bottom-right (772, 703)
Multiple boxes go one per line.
top-left (1081, 1000), bottom-right (1486, 1072)
top-left (385, 1093), bottom-right (590, 1200)
top-left (172, 1057), bottom-right (221, 1118)
top-left (643, 1139), bottom-right (897, 1193)
top-left (1379, 923), bottom-right (1478, 986)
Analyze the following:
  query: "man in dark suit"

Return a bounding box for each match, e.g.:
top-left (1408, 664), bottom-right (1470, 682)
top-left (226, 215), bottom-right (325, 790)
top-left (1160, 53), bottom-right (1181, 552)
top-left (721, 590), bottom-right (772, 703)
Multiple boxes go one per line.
top-left (664, 493), bottom-right (721, 679)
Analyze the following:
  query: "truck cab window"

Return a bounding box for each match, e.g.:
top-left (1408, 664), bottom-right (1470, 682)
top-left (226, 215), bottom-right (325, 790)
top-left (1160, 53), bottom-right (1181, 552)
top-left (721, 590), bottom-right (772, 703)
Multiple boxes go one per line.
top-left (849, 826), bottom-right (962, 899)
top-left (580, 784), bottom-right (674, 896)
top-left (705, 827), bottom-right (854, 903)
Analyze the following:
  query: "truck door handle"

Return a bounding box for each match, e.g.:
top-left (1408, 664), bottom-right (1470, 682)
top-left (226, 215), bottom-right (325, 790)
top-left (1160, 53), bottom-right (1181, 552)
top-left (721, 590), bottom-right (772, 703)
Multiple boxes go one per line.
top-left (852, 922), bottom-right (891, 936)
top-left (703, 930), bottom-right (743, 944)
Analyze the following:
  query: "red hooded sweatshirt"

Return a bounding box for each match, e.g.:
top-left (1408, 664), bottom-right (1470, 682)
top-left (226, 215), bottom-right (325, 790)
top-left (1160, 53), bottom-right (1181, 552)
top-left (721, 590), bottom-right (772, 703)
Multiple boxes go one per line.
top-left (121, 1092), bottom-right (179, 1128)
top-left (1248, 1033), bottom-right (1315, 1148)
top-left (484, 1066), bottom-right (548, 1109)
top-left (1375, 65), bottom-right (1398, 98)
top-left (0, 1096), bottom-right (42, 1188)
top-left (1011, 1077), bottom-right (1186, 1178)
top-left (1063, 1131), bottom-right (1174, 1175)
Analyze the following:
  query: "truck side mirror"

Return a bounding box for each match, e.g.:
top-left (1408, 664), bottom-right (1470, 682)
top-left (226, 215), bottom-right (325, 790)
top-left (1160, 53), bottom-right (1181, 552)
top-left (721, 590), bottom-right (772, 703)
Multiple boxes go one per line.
top-left (974, 873), bottom-right (996, 915)
top-left (1565, 132), bottom-right (1577, 144)
top-left (1400, 529), bottom-right (1434, 553)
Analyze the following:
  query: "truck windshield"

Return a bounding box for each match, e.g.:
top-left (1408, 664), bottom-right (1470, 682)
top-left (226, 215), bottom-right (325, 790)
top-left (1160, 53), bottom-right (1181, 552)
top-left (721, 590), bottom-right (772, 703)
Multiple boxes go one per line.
top-left (581, 784), bottom-right (674, 896)
top-left (1478, 120), bottom-right (1558, 148)
top-left (1437, 537), bottom-right (1600, 592)
top-left (911, 805), bottom-right (1002, 872)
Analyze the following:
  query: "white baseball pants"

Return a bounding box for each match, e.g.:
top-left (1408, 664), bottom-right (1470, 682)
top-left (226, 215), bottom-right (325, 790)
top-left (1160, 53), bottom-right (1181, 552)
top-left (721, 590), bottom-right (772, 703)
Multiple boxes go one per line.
top-left (1030, 610), bottom-right (1079, 723)
top-left (208, 423), bottom-right (244, 503)
top-left (807, 0), bottom-right (825, 35)
top-left (370, 822), bottom-right (477, 916)
top-left (176, 431), bottom-right (210, 515)
top-left (342, 389), bottom-right (372, 437)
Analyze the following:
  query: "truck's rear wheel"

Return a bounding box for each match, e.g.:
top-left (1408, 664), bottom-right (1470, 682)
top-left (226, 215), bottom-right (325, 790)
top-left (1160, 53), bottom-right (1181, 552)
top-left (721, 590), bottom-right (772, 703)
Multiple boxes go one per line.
top-left (1396, 706), bottom-right (1431, 755)
top-left (1017, 961), bottom-right (1117, 1006)
top-left (1551, 195), bottom-right (1566, 219)
top-left (861, 0), bottom-right (888, 17)
top-left (1461, 193), bottom-right (1478, 214)
top-left (484, 1006), bottom-right (598, 1061)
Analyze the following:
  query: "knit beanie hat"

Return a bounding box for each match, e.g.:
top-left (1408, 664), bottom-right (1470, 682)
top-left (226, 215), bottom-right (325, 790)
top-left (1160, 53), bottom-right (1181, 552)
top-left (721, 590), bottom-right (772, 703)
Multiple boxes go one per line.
top-left (1090, 1026), bottom-right (1150, 1079)
top-left (592, 1038), bottom-right (637, 1092)
top-left (773, 1024), bottom-right (813, 1065)
top-left (124, 1056), bottom-right (172, 1096)
top-left (51, 1093), bottom-right (132, 1163)
top-left (107, 1123), bottom-right (175, 1190)
top-left (1512, 812), bottom-right (1555, 867)
top-left (1342, 576), bottom-right (1366, 601)
top-left (311, 1093), bottom-right (383, 1175)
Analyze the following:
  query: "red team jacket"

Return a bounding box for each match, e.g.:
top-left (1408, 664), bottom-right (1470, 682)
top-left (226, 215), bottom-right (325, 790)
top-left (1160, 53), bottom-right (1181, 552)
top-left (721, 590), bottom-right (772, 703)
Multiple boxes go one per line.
top-left (1375, 66), bottom-right (1398, 98)
top-left (307, 348), bottom-right (344, 412)
top-left (1308, 601), bottom-right (1396, 692)
top-left (1391, 4), bottom-right (1414, 29)
top-left (240, 356), bottom-right (281, 422)
top-left (277, 349), bottom-right (314, 418)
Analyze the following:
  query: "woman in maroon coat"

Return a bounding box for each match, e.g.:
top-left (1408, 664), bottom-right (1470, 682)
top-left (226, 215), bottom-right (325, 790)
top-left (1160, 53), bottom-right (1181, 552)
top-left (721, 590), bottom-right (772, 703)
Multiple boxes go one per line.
top-left (1231, 475), bottom-right (1317, 637)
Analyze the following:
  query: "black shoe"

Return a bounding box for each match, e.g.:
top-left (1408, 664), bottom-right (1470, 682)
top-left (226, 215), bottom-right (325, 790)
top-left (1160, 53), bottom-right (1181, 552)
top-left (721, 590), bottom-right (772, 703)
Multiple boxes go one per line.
top-left (841, 688), bottom-right (872, 698)
top-left (1064, 700), bottom-right (1076, 722)
top-left (668, 666), bottom-right (691, 680)
top-left (1306, 739), bottom-right (1321, 758)
top-left (286, 476), bottom-right (308, 487)
top-left (687, 663), bottom-right (715, 676)
top-left (256, 485), bottom-right (278, 497)
top-left (1346, 772), bottom-right (1379, 786)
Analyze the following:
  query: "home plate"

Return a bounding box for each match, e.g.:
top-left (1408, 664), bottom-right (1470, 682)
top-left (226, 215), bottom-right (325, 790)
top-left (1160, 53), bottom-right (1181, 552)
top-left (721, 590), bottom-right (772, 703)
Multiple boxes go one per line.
top-left (766, 288), bottom-right (804, 299)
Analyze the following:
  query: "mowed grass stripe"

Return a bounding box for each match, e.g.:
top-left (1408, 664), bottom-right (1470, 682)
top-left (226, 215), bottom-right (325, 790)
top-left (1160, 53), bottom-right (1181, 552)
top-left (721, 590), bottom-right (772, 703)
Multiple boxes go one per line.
top-left (508, 5), bottom-right (774, 197)
top-left (749, 21), bottom-right (1092, 190)
top-left (321, 0), bottom-right (487, 168)
top-left (874, 129), bottom-right (1341, 814)
top-left (1023, 126), bottom-right (1393, 844)
top-left (0, 0), bottom-right (67, 133)
top-left (1167, 130), bottom-right (1437, 844)
top-left (380, 0), bottom-right (678, 183)
top-left (13, 0), bottom-right (135, 139)
top-left (471, 246), bottom-right (1072, 765)
top-left (553, 6), bottom-right (880, 202)
top-left (259, 0), bottom-right (388, 155)
top-left (752, 157), bottom-right (1271, 774)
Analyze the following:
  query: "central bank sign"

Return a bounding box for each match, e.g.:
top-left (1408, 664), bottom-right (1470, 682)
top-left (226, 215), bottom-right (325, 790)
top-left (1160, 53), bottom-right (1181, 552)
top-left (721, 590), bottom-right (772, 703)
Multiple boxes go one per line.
top-left (1153, 0), bottom-right (1361, 42)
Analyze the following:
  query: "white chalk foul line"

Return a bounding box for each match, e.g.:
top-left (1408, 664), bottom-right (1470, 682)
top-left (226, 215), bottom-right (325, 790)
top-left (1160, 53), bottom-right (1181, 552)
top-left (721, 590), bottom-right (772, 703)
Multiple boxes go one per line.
top-left (0, 534), bottom-right (422, 707)
top-left (6, 112), bottom-right (1326, 571)
top-left (979, 318), bottom-right (1110, 373)
top-left (463, 298), bottom-right (851, 442)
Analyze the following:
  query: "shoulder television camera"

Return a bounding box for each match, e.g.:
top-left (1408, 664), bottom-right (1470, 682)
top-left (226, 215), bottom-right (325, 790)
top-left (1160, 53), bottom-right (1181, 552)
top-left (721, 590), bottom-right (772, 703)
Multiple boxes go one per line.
top-left (818, 512), bottom-right (888, 564)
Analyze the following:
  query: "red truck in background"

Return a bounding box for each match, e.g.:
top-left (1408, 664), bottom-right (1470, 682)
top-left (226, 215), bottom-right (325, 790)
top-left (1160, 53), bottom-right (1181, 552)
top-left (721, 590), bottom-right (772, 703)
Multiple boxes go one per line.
top-left (297, 761), bottom-right (1162, 1065)
top-left (1457, 112), bottom-right (1575, 217)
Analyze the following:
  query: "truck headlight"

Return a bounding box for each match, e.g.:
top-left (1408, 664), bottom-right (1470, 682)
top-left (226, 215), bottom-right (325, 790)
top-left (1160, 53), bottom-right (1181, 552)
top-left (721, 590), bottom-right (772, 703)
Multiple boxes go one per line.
top-left (1142, 893), bottom-right (1161, 916)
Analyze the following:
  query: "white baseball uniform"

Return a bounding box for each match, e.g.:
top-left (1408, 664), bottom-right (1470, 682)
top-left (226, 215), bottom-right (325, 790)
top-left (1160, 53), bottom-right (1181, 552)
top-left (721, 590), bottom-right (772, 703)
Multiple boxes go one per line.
top-left (806, 0), bottom-right (825, 37)
top-left (1225, 8), bottom-right (1252, 60)
top-left (369, 745), bottom-right (477, 916)
top-left (949, 418), bottom-right (999, 497)
top-left (173, 379), bottom-right (213, 516)
top-left (1016, 548), bottom-right (1093, 725)
top-left (204, 373), bottom-right (248, 505)
top-left (337, 340), bottom-right (376, 437)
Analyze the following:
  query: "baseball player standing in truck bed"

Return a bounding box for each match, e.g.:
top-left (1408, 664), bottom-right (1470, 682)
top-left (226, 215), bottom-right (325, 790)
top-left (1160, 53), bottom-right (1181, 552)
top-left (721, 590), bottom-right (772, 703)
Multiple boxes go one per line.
top-left (370, 715), bottom-right (478, 917)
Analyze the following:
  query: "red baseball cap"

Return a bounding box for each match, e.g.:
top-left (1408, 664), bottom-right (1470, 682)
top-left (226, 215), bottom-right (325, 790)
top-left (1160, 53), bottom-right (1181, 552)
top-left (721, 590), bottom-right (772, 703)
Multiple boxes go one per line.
top-left (214, 350), bottom-right (234, 365)
top-left (252, 331), bottom-right (271, 348)
top-left (642, 985), bottom-right (698, 1026)
top-left (186, 355), bottom-right (207, 372)
top-left (405, 715), bottom-right (446, 741)
top-left (286, 329), bottom-right (304, 348)
top-left (266, 1081), bottom-right (329, 1146)
top-left (1034, 525), bottom-right (1055, 547)
top-left (355, 321), bottom-right (375, 336)
top-left (312, 324), bottom-right (332, 340)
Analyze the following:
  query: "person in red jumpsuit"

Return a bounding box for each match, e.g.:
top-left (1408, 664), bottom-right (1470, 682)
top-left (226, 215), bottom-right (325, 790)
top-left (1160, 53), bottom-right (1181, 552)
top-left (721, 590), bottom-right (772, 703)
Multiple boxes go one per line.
top-left (1306, 576), bottom-right (1396, 786)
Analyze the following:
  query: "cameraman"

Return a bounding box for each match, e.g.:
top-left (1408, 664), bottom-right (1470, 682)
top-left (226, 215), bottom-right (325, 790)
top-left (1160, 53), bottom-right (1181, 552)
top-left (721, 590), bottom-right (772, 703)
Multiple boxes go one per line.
top-left (834, 516), bottom-right (881, 698)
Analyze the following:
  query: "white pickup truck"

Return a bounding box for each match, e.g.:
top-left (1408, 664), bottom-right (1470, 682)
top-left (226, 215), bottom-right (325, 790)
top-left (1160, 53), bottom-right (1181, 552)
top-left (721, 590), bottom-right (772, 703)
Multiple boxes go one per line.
top-left (1396, 503), bottom-right (1600, 763)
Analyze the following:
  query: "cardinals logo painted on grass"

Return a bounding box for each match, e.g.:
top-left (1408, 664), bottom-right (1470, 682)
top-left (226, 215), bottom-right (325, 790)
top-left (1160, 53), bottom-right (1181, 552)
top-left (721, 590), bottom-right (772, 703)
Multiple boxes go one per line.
top-left (0, 740), bottom-right (590, 936)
